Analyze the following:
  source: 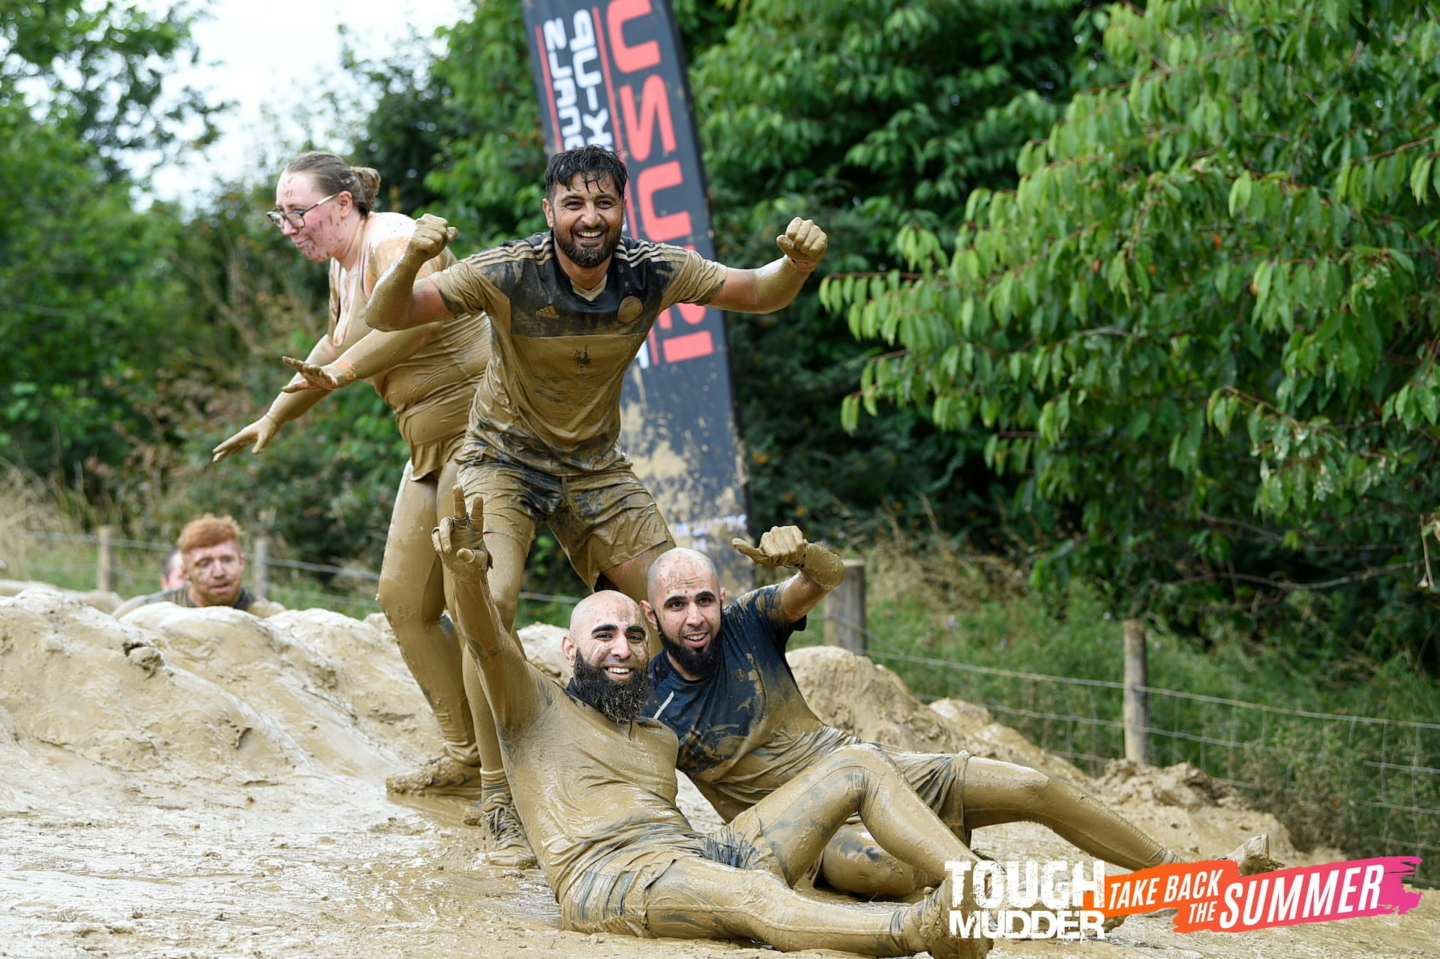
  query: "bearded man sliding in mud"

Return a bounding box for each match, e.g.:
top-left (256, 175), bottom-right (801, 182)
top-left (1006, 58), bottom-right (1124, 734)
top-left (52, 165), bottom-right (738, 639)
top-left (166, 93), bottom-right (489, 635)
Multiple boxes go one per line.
top-left (642, 527), bottom-right (1280, 898)
top-left (431, 489), bottom-right (986, 958)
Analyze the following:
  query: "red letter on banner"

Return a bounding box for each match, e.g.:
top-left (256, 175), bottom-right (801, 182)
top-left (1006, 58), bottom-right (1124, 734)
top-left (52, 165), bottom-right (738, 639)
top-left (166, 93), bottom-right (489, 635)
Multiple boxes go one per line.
top-left (620, 75), bottom-right (676, 161)
top-left (663, 330), bottom-right (714, 362)
top-left (638, 161), bottom-right (692, 241)
top-left (607, 0), bottom-right (660, 73)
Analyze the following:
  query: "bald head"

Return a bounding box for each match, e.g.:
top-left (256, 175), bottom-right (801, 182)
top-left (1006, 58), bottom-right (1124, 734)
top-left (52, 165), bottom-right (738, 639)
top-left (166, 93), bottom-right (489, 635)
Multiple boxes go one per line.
top-left (570, 589), bottom-right (644, 636)
top-left (646, 547), bottom-right (719, 603)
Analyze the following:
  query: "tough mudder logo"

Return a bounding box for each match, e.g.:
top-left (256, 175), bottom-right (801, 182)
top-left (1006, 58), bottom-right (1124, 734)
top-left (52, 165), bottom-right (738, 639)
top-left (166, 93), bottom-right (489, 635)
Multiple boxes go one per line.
top-left (945, 860), bottom-right (1108, 940)
top-left (943, 856), bottom-right (1423, 941)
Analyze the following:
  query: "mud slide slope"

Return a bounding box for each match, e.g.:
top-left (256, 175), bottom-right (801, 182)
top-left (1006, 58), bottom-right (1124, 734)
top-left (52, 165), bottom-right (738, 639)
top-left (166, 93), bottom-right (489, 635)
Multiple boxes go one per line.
top-left (0, 589), bottom-right (1432, 958)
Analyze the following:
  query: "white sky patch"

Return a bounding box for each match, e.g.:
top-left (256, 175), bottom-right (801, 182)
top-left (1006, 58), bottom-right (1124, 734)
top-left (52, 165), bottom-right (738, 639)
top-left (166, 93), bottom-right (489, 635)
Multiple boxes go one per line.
top-left (140, 0), bottom-right (468, 205)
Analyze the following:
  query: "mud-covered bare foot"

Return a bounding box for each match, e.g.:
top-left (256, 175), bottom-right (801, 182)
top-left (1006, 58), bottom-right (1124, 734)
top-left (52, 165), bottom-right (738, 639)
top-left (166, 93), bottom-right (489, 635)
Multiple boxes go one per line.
top-left (1225, 834), bottom-right (1283, 876)
top-left (384, 755), bottom-right (483, 799)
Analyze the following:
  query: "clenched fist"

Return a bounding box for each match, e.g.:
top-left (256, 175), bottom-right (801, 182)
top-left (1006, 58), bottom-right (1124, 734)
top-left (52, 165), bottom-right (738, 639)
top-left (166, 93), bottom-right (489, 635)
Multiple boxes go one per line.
top-left (407, 213), bottom-right (458, 263)
top-left (776, 218), bottom-right (827, 273)
top-left (732, 525), bottom-right (846, 590)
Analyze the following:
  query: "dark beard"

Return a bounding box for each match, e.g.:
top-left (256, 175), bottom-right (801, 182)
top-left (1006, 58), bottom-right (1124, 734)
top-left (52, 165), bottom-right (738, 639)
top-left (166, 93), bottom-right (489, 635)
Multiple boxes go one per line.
top-left (570, 650), bottom-right (651, 722)
top-left (554, 225), bottom-right (619, 269)
top-left (658, 620), bottom-right (721, 679)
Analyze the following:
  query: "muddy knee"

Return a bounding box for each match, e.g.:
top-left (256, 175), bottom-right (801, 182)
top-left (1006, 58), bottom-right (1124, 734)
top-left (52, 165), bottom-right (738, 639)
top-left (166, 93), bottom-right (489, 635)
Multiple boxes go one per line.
top-left (820, 824), bottom-right (928, 899)
top-left (821, 742), bottom-right (896, 776)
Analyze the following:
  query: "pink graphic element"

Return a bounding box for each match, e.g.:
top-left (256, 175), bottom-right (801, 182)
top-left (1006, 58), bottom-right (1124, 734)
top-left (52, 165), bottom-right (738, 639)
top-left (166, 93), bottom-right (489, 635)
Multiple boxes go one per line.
top-left (1105, 856), bottom-right (1427, 934)
top-left (606, 0), bottom-right (660, 73)
top-left (637, 161), bottom-right (692, 241)
top-left (662, 330), bottom-right (713, 363)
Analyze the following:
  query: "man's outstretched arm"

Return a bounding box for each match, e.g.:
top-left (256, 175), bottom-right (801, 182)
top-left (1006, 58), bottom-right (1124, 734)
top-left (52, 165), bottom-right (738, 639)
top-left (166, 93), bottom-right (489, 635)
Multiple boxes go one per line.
top-left (732, 525), bottom-right (845, 623)
top-left (706, 217), bottom-right (828, 314)
top-left (366, 214), bottom-right (458, 332)
top-left (431, 487), bottom-right (533, 720)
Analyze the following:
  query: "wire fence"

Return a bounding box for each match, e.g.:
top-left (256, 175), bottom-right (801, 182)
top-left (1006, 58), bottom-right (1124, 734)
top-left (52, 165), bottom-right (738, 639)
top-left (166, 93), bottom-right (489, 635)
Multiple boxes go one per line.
top-left (855, 631), bottom-right (1440, 886)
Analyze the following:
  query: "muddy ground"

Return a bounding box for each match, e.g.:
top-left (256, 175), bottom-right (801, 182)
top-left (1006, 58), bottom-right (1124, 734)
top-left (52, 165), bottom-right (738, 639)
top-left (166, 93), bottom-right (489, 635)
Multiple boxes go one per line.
top-left (1, 586), bottom-right (1434, 958)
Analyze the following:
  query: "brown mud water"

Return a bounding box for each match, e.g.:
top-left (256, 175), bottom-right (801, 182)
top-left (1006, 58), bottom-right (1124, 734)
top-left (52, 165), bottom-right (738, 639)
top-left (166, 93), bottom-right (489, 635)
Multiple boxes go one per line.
top-left (1, 587), bottom-right (1436, 958)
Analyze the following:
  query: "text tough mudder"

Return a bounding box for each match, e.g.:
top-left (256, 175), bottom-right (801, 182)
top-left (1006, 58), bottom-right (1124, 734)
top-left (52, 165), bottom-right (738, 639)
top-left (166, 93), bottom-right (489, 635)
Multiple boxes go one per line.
top-left (945, 860), bottom-right (1108, 940)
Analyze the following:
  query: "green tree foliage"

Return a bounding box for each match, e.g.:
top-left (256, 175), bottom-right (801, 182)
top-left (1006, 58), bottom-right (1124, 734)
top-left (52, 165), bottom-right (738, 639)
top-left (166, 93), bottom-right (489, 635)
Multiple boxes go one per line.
top-left (0, 1), bottom-right (216, 498)
top-left (1, 0), bottom-right (218, 177)
top-left (689, 0), bottom-right (1087, 540)
top-left (830, 0), bottom-right (1440, 662)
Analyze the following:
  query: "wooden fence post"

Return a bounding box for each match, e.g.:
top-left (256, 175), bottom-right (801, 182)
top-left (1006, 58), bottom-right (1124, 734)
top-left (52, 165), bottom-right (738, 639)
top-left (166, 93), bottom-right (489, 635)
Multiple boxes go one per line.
top-left (824, 559), bottom-right (868, 656)
top-left (253, 536), bottom-right (271, 600)
top-left (1122, 618), bottom-right (1151, 765)
top-left (97, 525), bottom-right (117, 593)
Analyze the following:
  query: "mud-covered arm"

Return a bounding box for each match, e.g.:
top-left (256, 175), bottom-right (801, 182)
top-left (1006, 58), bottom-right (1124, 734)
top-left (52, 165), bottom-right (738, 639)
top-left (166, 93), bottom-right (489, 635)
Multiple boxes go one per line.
top-left (280, 235), bottom-right (450, 390)
top-left (366, 214), bottom-right (458, 332)
top-left (705, 217), bottom-right (827, 314)
top-left (431, 487), bottom-right (541, 725)
top-left (211, 335), bottom-right (335, 461)
top-left (732, 525), bottom-right (845, 623)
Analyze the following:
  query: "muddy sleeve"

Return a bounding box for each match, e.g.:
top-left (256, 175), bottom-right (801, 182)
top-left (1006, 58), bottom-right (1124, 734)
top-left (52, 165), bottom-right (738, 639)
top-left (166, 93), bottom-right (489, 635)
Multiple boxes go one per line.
top-left (446, 571), bottom-right (547, 728)
top-left (657, 247), bottom-right (728, 309)
top-left (429, 255), bottom-right (504, 320)
top-left (329, 239), bottom-right (452, 382)
top-left (731, 585), bottom-right (802, 654)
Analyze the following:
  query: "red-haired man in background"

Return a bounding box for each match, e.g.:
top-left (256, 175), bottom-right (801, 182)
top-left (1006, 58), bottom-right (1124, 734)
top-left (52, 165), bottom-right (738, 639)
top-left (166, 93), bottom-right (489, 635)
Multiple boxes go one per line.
top-left (114, 514), bottom-right (284, 618)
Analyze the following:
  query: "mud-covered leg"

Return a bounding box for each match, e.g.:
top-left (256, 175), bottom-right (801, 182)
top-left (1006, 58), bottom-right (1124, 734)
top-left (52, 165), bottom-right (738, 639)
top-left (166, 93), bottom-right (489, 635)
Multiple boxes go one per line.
top-left (962, 758), bottom-right (1177, 870)
top-left (454, 484), bottom-right (537, 865)
top-left (646, 858), bottom-right (979, 957)
top-left (735, 744), bottom-right (980, 887)
top-left (380, 465), bottom-right (480, 797)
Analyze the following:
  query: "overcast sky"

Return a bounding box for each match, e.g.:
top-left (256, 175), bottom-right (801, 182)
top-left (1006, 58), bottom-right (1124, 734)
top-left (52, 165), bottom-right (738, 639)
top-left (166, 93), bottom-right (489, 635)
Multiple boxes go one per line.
top-left (147, 0), bottom-right (468, 203)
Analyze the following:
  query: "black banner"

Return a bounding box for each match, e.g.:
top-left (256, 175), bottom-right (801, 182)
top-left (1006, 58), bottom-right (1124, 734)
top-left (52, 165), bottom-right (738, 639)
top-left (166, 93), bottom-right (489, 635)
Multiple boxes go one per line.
top-left (521, 0), bottom-right (753, 590)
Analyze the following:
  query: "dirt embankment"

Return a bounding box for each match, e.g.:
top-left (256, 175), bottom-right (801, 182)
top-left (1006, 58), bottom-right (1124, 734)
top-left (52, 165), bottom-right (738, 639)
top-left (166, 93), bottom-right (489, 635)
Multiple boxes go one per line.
top-left (1, 589), bottom-right (1433, 958)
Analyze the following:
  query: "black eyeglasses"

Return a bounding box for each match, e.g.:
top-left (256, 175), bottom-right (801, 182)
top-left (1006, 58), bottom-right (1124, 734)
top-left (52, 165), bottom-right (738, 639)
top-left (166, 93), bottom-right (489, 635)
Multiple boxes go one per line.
top-left (266, 193), bottom-right (339, 230)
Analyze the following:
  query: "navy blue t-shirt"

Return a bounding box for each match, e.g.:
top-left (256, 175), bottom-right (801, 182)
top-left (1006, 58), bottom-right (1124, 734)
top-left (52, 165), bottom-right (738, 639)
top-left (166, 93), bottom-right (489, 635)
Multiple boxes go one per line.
top-left (645, 584), bottom-right (819, 782)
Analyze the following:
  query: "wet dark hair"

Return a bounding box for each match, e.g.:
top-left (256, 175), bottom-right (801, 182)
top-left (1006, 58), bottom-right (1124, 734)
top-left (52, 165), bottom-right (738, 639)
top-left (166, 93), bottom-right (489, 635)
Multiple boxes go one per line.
top-left (283, 151), bottom-right (381, 216)
top-left (544, 145), bottom-right (628, 199)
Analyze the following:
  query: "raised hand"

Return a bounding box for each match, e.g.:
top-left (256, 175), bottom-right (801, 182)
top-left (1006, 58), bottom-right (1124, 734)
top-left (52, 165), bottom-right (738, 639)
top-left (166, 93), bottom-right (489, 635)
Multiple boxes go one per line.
top-left (734, 525), bottom-right (846, 590)
top-left (732, 525), bottom-right (809, 568)
top-left (775, 217), bottom-right (828, 273)
top-left (212, 414), bottom-right (280, 462)
top-left (407, 213), bottom-right (458, 263)
top-left (432, 485), bottom-right (490, 582)
top-left (279, 356), bottom-right (356, 393)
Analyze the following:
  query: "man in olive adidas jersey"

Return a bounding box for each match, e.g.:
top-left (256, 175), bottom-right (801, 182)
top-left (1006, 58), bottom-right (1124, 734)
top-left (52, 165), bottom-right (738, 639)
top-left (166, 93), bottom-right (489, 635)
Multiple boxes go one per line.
top-left (366, 144), bottom-right (828, 858)
top-left (368, 144), bottom-right (826, 629)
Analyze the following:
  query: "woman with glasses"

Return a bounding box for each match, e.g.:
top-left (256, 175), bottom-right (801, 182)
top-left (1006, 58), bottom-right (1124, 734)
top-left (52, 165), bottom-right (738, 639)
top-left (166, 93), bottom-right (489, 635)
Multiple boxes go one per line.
top-left (211, 152), bottom-right (525, 861)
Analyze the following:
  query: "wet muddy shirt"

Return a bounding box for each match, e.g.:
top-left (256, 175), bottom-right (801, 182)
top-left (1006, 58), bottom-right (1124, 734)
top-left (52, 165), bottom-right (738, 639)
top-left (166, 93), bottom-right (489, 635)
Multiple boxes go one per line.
top-left (489, 658), bottom-right (711, 919)
top-left (333, 212), bottom-right (491, 478)
top-left (428, 234), bottom-right (727, 474)
top-left (645, 585), bottom-right (844, 822)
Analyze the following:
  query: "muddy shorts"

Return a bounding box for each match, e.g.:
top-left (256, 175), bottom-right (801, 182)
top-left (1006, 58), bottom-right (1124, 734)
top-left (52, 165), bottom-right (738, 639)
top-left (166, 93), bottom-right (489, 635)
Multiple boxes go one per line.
top-left (560, 814), bottom-right (782, 938)
top-left (458, 456), bottom-right (673, 589)
top-left (881, 746), bottom-right (971, 839)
